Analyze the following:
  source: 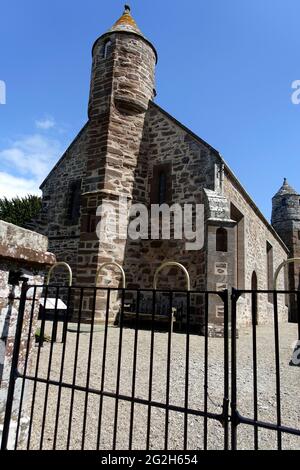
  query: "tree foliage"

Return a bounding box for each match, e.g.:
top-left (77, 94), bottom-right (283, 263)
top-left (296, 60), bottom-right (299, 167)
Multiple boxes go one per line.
top-left (0, 195), bottom-right (42, 228)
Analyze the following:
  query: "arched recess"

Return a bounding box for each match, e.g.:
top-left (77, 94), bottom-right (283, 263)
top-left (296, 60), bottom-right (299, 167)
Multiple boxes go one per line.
top-left (230, 203), bottom-right (245, 290)
top-left (251, 271), bottom-right (258, 325)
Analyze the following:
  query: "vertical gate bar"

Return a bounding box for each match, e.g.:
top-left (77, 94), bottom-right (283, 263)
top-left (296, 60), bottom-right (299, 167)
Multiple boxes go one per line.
top-left (273, 291), bottom-right (282, 450)
top-left (97, 288), bottom-right (111, 450)
top-left (39, 286), bottom-right (60, 449)
top-left (251, 291), bottom-right (259, 450)
top-left (53, 286), bottom-right (72, 450)
top-left (128, 290), bottom-right (141, 450)
top-left (62, 288), bottom-right (70, 344)
top-left (231, 289), bottom-right (238, 450)
top-left (14, 285), bottom-right (37, 450)
top-left (81, 287), bottom-right (97, 450)
top-left (51, 289), bottom-right (59, 343)
top-left (297, 292), bottom-right (300, 342)
top-left (26, 285), bottom-right (49, 450)
top-left (183, 291), bottom-right (190, 451)
top-left (146, 289), bottom-right (156, 450)
top-left (164, 290), bottom-right (173, 451)
top-left (203, 292), bottom-right (209, 450)
top-left (223, 290), bottom-right (229, 451)
top-left (1, 279), bottom-right (28, 451)
top-left (66, 287), bottom-right (84, 450)
top-left (112, 288), bottom-right (125, 451)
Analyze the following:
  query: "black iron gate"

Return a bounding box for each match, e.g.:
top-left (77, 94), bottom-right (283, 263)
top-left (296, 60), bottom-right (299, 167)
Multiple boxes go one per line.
top-left (231, 288), bottom-right (300, 450)
top-left (1, 282), bottom-right (300, 450)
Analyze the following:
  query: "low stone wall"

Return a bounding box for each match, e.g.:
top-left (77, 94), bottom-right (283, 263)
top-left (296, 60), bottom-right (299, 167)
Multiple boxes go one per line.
top-left (0, 221), bottom-right (55, 449)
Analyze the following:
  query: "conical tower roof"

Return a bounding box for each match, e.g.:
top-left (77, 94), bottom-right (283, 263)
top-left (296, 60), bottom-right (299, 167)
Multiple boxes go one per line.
top-left (108, 5), bottom-right (144, 37)
top-left (98, 5), bottom-right (157, 62)
top-left (274, 178), bottom-right (298, 197)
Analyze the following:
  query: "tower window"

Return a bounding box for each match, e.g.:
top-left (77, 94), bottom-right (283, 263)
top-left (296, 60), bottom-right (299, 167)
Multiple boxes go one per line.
top-left (103, 39), bottom-right (112, 59)
top-left (216, 228), bottom-right (228, 252)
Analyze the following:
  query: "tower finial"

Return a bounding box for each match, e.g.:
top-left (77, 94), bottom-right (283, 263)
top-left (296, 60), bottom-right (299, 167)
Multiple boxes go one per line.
top-left (283, 177), bottom-right (288, 185)
top-left (124, 4), bottom-right (131, 13)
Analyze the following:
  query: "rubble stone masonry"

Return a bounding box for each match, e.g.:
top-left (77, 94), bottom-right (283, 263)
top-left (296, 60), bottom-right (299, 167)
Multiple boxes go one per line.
top-left (0, 221), bottom-right (55, 448)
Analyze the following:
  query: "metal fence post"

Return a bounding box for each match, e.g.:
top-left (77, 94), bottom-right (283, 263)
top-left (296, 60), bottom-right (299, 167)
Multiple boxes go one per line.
top-left (1, 278), bottom-right (28, 450)
top-left (231, 288), bottom-right (238, 450)
top-left (222, 290), bottom-right (229, 450)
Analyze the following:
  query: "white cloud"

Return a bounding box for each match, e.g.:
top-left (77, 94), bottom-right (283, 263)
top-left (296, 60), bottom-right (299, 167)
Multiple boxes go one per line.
top-left (0, 172), bottom-right (41, 199)
top-left (0, 133), bottom-right (63, 198)
top-left (35, 117), bottom-right (56, 130)
top-left (0, 134), bottom-right (62, 179)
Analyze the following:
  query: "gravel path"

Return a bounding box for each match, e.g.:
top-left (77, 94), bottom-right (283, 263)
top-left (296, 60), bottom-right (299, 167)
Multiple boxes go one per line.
top-left (18, 321), bottom-right (300, 450)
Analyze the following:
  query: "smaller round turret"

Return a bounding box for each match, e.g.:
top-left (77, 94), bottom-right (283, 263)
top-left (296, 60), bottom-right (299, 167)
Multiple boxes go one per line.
top-left (272, 178), bottom-right (300, 320)
top-left (272, 178), bottom-right (300, 228)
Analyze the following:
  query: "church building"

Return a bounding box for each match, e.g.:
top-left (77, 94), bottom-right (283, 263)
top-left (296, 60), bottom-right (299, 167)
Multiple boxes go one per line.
top-left (33, 6), bottom-right (299, 330)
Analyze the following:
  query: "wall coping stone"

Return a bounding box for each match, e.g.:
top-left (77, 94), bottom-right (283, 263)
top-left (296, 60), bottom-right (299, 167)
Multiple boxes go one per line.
top-left (0, 221), bottom-right (56, 266)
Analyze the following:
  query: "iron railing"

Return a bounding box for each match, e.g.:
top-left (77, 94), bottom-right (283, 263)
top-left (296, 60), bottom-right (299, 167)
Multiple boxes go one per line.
top-left (1, 283), bottom-right (229, 451)
top-left (1, 284), bottom-right (300, 450)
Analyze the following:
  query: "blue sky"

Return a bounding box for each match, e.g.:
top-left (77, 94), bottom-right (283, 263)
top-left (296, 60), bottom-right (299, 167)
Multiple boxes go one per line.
top-left (0, 0), bottom-right (300, 219)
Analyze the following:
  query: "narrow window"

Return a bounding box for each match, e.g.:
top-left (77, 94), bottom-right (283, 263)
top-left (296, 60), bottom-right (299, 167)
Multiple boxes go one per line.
top-left (87, 212), bottom-right (97, 233)
top-left (267, 241), bottom-right (274, 302)
top-left (103, 39), bottom-right (112, 59)
top-left (158, 172), bottom-right (167, 205)
top-left (150, 163), bottom-right (172, 205)
top-left (67, 180), bottom-right (81, 224)
top-left (216, 228), bottom-right (228, 252)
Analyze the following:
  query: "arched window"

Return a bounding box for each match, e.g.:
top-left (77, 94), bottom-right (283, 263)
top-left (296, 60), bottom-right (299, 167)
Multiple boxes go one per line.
top-left (216, 228), bottom-right (228, 252)
top-left (103, 39), bottom-right (112, 59)
top-left (158, 172), bottom-right (167, 204)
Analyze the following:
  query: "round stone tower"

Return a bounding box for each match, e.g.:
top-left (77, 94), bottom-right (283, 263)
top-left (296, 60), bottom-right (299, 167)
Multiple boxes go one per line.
top-left (272, 178), bottom-right (300, 321)
top-left (272, 178), bottom-right (300, 247)
top-left (88, 4), bottom-right (157, 118)
top-left (77, 6), bottom-right (158, 318)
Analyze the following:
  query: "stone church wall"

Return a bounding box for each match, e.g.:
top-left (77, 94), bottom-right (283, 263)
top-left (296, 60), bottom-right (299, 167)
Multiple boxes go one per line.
top-left (223, 172), bottom-right (288, 326)
top-left (120, 104), bottom-right (221, 327)
top-left (32, 125), bottom-right (88, 285)
top-left (123, 103), bottom-right (216, 286)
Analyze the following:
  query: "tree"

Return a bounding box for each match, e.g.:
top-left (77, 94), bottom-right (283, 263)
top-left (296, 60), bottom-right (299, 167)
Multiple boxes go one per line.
top-left (0, 195), bottom-right (42, 228)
